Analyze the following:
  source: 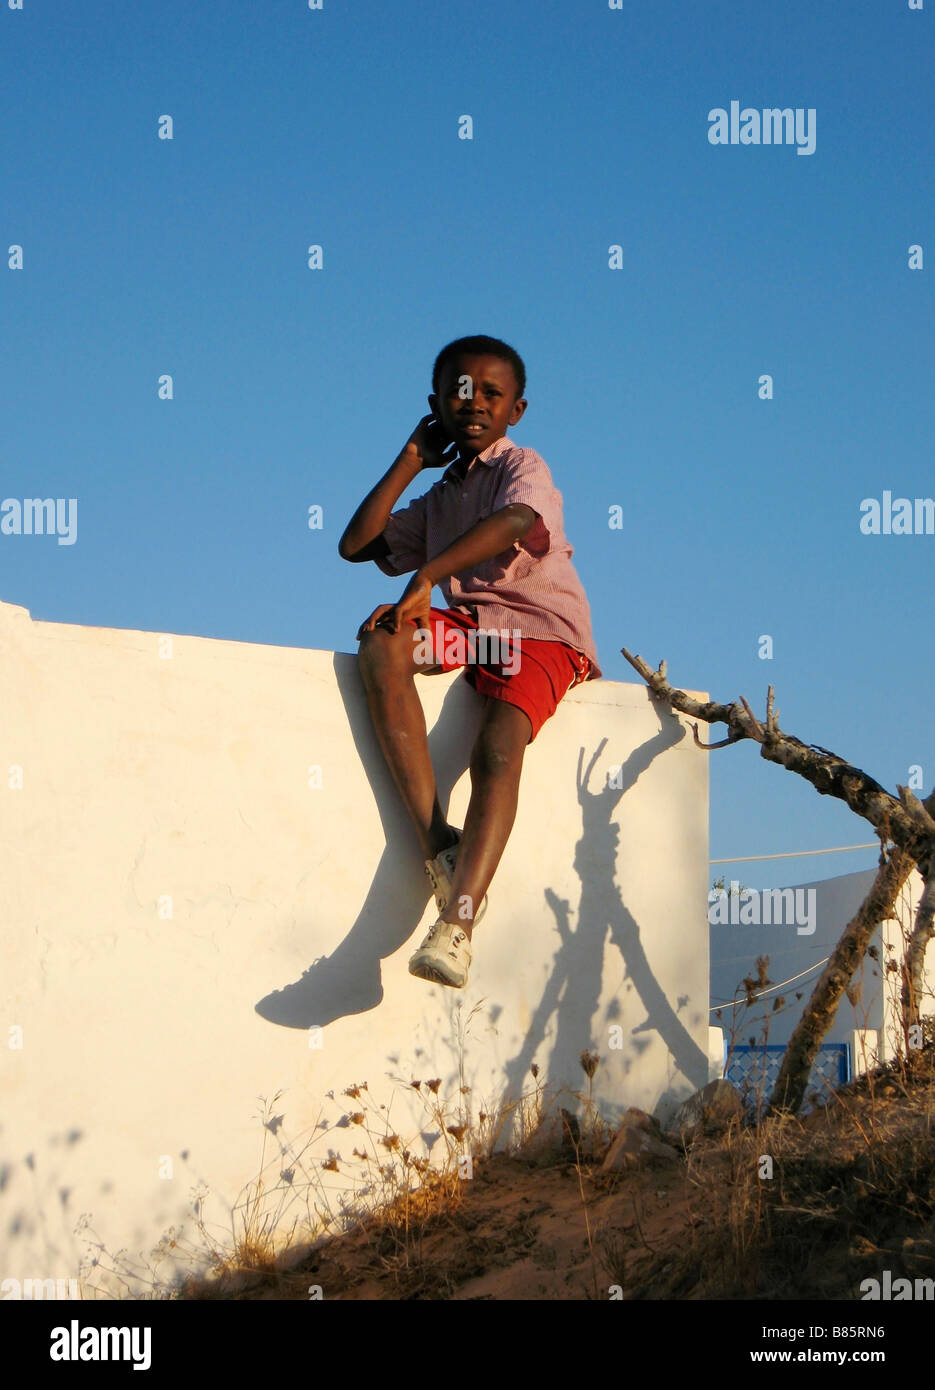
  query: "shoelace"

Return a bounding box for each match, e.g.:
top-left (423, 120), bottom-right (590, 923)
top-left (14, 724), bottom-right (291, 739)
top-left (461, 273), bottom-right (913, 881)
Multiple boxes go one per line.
top-left (424, 861), bottom-right (451, 909)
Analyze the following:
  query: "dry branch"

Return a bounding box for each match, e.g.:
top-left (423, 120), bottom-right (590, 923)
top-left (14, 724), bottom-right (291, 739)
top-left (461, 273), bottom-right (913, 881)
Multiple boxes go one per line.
top-left (620, 647), bottom-right (935, 1111)
top-left (621, 648), bottom-right (931, 863)
top-left (769, 846), bottom-right (916, 1115)
top-left (903, 873), bottom-right (935, 1028)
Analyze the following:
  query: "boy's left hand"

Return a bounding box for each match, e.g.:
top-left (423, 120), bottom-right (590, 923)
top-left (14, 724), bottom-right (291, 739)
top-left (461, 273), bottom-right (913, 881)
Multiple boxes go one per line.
top-left (356, 572), bottom-right (433, 639)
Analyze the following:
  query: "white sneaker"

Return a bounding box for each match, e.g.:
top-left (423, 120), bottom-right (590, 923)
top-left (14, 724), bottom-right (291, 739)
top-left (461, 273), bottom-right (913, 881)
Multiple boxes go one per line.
top-left (423, 828), bottom-right (488, 926)
top-left (408, 917), bottom-right (472, 989)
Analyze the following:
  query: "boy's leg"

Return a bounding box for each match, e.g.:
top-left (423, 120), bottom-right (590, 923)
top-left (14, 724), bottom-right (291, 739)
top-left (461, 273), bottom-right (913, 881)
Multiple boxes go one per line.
top-left (357, 623), bottom-right (458, 862)
top-left (438, 697), bottom-right (531, 939)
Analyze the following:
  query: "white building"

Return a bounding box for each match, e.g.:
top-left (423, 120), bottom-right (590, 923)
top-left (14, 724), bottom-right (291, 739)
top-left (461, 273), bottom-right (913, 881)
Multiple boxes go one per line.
top-left (709, 864), bottom-right (929, 1108)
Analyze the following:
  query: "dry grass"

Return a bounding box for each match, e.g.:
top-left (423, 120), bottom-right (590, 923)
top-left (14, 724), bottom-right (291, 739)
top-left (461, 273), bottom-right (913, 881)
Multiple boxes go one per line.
top-left (79, 1026), bottom-right (935, 1300)
top-left (180, 1043), bottom-right (935, 1300)
top-left (170, 1049), bottom-right (615, 1300)
top-left (601, 1043), bottom-right (935, 1300)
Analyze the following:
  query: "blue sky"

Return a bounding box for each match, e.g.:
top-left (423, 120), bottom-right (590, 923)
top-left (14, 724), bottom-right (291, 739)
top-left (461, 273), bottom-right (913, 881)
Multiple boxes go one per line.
top-left (3, 0), bottom-right (932, 891)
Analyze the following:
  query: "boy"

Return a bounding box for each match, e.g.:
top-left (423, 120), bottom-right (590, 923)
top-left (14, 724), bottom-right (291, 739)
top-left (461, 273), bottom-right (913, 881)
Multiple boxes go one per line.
top-left (338, 335), bottom-right (601, 990)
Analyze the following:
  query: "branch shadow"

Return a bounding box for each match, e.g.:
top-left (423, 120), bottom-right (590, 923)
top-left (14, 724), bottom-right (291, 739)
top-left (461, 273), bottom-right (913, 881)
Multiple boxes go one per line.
top-left (256, 662), bottom-right (708, 1115)
top-left (501, 695), bottom-right (709, 1105)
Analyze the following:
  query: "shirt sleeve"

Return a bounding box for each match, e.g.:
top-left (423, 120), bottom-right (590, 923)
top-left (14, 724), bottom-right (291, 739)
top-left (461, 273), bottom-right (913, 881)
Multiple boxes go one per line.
top-left (489, 448), bottom-right (562, 559)
top-left (372, 490), bottom-right (429, 577)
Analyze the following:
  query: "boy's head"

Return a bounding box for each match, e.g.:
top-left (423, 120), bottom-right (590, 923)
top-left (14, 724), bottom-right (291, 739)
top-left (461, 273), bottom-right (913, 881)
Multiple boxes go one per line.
top-left (429, 335), bottom-right (527, 460)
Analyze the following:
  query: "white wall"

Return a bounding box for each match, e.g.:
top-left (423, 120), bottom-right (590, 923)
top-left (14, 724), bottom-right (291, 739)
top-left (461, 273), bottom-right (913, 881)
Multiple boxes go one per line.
top-left (0, 599), bottom-right (708, 1296)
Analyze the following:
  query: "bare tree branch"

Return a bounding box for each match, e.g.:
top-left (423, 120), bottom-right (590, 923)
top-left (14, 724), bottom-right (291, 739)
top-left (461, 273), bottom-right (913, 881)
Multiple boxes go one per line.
top-left (691, 724), bottom-right (736, 751)
top-left (620, 647), bottom-right (932, 862)
top-left (620, 647), bottom-right (935, 1111)
top-left (768, 847), bottom-right (916, 1115)
top-left (903, 872), bottom-right (935, 1029)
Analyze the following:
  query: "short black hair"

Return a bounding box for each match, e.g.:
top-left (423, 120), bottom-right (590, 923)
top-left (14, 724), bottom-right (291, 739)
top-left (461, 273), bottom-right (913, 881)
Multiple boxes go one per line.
top-left (431, 335), bottom-right (526, 401)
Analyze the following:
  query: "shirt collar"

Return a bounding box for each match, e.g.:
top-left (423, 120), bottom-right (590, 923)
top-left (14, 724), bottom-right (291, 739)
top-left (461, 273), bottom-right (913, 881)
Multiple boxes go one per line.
top-left (442, 433), bottom-right (514, 484)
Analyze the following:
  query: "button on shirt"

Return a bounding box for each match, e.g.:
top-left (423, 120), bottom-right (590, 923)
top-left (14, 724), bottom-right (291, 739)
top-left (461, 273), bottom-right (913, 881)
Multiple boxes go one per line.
top-left (374, 434), bottom-right (602, 679)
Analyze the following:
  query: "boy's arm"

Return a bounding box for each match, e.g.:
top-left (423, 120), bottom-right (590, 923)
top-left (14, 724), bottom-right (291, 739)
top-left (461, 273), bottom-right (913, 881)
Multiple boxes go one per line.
top-left (355, 505), bottom-right (538, 636)
top-left (344, 532), bottom-right (391, 564)
top-left (339, 414), bottom-right (459, 563)
top-left (419, 505), bottom-right (537, 585)
top-left (338, 445), bottom-right (424, 561)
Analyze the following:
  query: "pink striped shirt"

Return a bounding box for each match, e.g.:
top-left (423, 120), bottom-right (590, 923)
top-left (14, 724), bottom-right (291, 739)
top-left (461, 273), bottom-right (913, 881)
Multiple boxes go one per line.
top-left (374, 433), bottom-right (602, 680)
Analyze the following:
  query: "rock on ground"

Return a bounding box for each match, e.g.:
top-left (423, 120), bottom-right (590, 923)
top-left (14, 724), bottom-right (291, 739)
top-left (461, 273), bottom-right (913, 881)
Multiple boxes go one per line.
top-left (666, 1079), bottom-right (743, 1145)
top-left (601, 1108), bottom-right (680, 1172)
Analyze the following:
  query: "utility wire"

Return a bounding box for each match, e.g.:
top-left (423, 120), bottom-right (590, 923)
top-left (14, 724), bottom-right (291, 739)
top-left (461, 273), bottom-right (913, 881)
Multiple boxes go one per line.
top-left (711, 843), bottom-right (880, 865)
top-left (709, 957), bottom-right (830, 1012)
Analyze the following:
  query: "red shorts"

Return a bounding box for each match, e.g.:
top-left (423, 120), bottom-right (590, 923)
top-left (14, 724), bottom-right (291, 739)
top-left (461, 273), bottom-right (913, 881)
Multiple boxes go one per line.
top-left (407, 606), bottom-right (590, 743)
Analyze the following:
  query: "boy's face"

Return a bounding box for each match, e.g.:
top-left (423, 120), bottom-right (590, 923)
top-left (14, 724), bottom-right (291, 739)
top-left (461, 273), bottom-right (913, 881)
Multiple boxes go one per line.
top-left (429, 354), bottom-right (527, 461)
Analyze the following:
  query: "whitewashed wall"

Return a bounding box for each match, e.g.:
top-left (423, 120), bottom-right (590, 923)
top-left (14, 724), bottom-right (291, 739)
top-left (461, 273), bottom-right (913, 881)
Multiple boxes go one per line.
top-left (0, 599), bottom-right (708, 1296)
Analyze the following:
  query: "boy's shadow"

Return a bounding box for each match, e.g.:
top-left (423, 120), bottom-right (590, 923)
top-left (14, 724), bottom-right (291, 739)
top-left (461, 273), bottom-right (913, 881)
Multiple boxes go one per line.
top-left (256, 664), bottom-right (708, 1102)
top-left (255, 658), bottom-right (484, 1028)
top-left (501, 698), bottom-right (709, 1103)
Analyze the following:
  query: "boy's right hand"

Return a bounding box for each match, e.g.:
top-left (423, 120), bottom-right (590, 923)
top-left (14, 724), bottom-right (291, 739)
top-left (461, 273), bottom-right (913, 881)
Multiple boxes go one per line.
top-left (406, 413), bottom-right (459, 470)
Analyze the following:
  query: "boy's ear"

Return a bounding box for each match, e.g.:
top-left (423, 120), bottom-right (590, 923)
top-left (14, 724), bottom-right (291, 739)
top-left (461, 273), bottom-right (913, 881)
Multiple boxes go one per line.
top-left (427, 393), bottom-right (439, 415)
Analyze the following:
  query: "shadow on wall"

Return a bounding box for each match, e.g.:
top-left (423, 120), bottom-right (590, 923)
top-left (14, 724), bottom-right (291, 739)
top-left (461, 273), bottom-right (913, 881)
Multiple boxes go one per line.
top-left (254, 656), bottom-right (487, 1026)
top-left (256, 661), bottom-right (708, 1097)
top-left (501, 713), bottom-right (708, 1102)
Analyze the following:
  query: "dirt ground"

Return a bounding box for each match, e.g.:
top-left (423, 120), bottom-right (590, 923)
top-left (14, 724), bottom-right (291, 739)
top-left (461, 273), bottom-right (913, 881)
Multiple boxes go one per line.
top-left (179, 1051), bottom-right (935, 1302)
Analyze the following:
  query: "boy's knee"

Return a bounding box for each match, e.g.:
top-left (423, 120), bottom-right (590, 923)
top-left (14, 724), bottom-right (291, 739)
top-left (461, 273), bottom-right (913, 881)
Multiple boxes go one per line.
top-left (357, 627), bottom-right (389, 676)
top-left (357, 625), bottom-right (412, 681)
